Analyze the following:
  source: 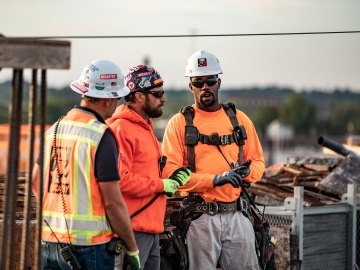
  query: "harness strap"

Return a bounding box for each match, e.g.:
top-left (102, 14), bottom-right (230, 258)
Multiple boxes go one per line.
top-left (180, 103), bottom-right (246, 172)
top-left (222, 103), bottom-right (244, 164)
top-left (199, 133), bottom-right (235, 145)
top-left (181, 106), bottom-right (196, 172)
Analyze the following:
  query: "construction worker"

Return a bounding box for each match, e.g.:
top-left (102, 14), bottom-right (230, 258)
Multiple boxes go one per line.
top-left (107, 64), bottom-right (191, 270)
top-left (161, 50), bottom-right (266, 270)
top-left (32, 59), bottom-right (140, 270)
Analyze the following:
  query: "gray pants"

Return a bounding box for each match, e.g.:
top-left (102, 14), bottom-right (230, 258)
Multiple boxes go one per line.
top-left (135, 232), bottom-right (160, 270)
top-left (187, 211), bottom-right (260, 270)
top-left (115, 232), bottom-right (160, 270)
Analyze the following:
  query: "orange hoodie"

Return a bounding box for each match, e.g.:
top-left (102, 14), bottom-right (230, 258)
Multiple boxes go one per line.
top-left (162, 104), bottom-right (265, 203)
top-left (107, 104), bottom-right (166, 233)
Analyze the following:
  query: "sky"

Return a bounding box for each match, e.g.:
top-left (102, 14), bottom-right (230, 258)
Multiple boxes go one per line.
top-left (1, 0), bottom-right (360, 92)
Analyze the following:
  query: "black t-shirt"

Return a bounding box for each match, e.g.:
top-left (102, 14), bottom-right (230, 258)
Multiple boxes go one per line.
top-left (95, 129), bottom-right (120, 182)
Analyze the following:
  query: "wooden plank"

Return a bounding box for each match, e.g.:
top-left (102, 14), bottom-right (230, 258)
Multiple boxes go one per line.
top-left (0, 38), bottom-right (71, 69)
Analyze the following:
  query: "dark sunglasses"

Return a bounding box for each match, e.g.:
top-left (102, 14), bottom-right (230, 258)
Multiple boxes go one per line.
top-left (145, 90), bottom-right (165, 99)
top-left (191, 78), bottom-right (218, 88)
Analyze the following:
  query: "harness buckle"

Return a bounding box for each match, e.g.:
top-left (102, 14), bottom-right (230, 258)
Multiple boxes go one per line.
top-left (208, 132), bottom-right (220, 145)
top-left (207, 202), bottom-right (219, 216)
top-left (238, 197), bottom-right (249, 212)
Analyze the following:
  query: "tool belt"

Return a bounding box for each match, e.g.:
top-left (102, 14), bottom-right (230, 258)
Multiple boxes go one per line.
top-left (187, 197), bottom-right (248, 216)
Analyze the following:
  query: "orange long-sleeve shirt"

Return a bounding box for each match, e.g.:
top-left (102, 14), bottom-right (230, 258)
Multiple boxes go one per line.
top-left (162, 104), bottom-right (265, 203)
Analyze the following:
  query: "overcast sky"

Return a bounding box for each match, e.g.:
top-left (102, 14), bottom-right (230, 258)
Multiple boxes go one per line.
top-left (1, 0), bottom-right (360, 92)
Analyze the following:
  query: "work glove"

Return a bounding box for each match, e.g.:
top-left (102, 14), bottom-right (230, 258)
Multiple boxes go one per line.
top-left (213, 170), bottom-right (243, 188)
top-left (169, 167), bottom-right (191, 186)
top-left (162, 179), bottom-right (180, 196)
top-left (123, 250), bottom-right (141, 270)
top-left (233, 160), bottom-right (251, 178)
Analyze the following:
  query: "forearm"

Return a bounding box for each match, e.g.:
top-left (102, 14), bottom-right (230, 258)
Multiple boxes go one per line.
top-left (106, 201), bottom-right (138, 252)
top-left (99, 181), bottom-right (138, 252)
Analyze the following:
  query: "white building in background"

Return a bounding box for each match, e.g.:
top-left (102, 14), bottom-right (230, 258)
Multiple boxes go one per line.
top-left (265, 119), bottom-right (320, 165)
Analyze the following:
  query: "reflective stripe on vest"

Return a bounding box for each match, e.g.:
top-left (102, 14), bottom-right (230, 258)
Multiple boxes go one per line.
top-left (42, 109), bottom-right (113, 245)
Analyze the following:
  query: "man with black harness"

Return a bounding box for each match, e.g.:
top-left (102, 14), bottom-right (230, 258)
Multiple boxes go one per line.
top-left (162, 50), bottom-right (266, 270)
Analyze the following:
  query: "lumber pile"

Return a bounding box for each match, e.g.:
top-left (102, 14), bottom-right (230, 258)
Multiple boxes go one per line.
top-left (0, 173), bottom-right (37, 219)
top-left (249, 154), bottom-right (360, 206)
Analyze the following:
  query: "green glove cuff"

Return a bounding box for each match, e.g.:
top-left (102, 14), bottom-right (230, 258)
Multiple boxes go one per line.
top-left (126, 250), bottom-right (139, 256)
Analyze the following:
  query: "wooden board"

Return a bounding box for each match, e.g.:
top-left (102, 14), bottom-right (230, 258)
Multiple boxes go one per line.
top-left (0, 38), bottom-right (70, 69)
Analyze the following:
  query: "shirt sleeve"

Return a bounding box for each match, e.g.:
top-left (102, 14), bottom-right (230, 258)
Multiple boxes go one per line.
top-left (161, 113), bottom-right (214, 193)
top-left (94, 129), bottom-right (120, 181)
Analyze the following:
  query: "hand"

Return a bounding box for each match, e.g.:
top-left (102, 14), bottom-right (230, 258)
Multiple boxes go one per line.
top-left (162, 179), bottom-right (180, 196)
top-left (123, 250), bottom-right (141, 270)
top-left (233, 160), bottom-right (251, 178)
top-left (213, 170), bottom-right (242, 188)
top-left (169, 167), bottom-right (191, 186)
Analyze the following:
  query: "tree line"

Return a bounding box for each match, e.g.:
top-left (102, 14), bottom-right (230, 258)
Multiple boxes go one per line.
top-left (1, 81), bottom-right (359, 139)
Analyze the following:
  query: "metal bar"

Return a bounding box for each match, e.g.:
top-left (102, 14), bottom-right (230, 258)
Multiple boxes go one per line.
top-left (0, 69), bottom-right (23, 270)
top-left (20, 69), bottom-right (38, 270)
top-left (294, 186), bottom-right (304, 266)
top-left (34, 69), bottom-right (47, 269)
top-left (346, 184), bottom-right (357, 269)
top-left (303, 204), bottom-right (350, 215)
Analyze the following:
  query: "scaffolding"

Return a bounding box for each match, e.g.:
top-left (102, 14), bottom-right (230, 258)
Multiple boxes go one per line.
top-left (0, 37), bottom-right (70, 270)
top-left (263, 184), bottom-right (359, 269)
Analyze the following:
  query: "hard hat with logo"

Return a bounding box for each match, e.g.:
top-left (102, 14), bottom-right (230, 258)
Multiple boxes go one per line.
top-left (70, 59), bottom-right (130, 99)
top-left (185, 50), bottom-right (223, 77)
top-left (124, 64), bottom-right (163, 94)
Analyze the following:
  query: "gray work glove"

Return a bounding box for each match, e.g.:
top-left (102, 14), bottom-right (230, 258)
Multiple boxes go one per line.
top-left (213, 170), bottom-right (242, 188)
top-left (169, 167), bottom-right (191, 186)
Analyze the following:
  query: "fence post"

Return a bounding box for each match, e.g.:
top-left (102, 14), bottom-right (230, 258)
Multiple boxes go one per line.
top-left (294, 186), bottom-right (304, 269)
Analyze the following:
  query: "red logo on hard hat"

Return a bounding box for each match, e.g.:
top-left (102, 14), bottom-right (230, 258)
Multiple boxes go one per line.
top-left (198, 58), bottom-right (207, 67)
top-left (100, 74), bottom-right (117, 79)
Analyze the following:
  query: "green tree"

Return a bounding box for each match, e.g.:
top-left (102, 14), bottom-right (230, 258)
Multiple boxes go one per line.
top-left (328, 102), bottom-right (360, 135)
top-left (279, 94), bottom-right (316, 135)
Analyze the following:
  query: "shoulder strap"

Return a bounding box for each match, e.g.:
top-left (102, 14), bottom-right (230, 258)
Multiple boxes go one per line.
top-left (180, 103), bottom-right (247, 171)
top-left (180, 106), bottom-right (196, 172)
top-left (222, 102), bottom-right (244, 164)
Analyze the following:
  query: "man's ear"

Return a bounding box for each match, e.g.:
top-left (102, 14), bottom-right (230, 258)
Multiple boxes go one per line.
top-left (134, 92), bottom-right (144, 103)
top-left (218, 78), bottom-right (221, 88)
top-left (189, 82), bottom-right (194, 92)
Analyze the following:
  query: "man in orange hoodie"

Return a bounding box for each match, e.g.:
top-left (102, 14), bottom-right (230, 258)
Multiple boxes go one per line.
top-left (162, 51), bottom-right (265, 270)
top-left (107, 65), bottom-right (191, 270)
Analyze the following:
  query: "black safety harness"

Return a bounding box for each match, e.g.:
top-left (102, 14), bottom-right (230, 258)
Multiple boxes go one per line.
top-left (180, 102), bottom-right (247, 172)
top-left (163, 103), bottom-right (274, 270)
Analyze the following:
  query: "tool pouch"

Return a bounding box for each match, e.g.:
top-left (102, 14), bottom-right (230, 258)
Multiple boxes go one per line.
top-left (107, 237), bottom-right (124, 255)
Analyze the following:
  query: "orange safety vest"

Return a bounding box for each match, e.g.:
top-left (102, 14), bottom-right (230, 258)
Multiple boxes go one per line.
top-left (42, 108), bottom-right (114, 245)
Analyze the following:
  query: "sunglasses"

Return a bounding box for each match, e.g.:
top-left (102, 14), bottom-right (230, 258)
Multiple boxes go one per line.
top-left (191, 78), bottom-right (218, 88)
top-left (145, 90), bottom-right (165, 99)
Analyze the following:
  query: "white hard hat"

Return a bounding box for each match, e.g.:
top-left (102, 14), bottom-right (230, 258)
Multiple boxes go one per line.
top-left (185, 50), bottom-right (223, 77)
top-left (70, 59), bottom-right (130, 99)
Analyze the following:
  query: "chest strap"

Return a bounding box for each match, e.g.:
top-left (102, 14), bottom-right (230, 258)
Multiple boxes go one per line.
top-left (199, 133), bottom-right (234, 145)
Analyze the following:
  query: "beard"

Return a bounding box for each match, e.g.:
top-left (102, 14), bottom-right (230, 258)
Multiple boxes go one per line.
top-left (144, 98), bottom-right (163, 118)
top-left (199, 92), bottom-right (216, 108)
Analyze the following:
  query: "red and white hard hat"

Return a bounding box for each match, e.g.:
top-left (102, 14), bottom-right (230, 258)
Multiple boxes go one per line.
top-left (185, 50), bottom-right (223, 77)
top-left (70, 59), bottom-right (130, 99)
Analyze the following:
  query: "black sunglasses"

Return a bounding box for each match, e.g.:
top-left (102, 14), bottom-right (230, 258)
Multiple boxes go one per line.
top-left (145, 90), bottom-right (165, 99)
top-left (191, 78), bottom-right (218, 88)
